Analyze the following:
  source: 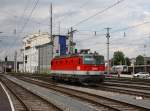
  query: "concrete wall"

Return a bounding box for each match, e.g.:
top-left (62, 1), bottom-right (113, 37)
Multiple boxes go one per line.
top-left (38, 43), bottom-right (52, 73)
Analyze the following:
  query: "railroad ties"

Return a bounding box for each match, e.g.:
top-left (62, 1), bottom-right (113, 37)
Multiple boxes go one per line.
top-left (1, 74), bottom-right (150, 111)
top-left (0, 75), bottom-right (63, 111)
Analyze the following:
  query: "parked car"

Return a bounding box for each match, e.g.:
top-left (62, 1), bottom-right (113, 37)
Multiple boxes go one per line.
top-left (133, 72), bottom-right (150, 78)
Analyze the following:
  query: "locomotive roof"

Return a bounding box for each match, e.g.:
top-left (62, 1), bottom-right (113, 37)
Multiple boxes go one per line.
top-left (54, 54), bottom-right (81, 59)
top-left (53, 53), bottom-right (103, 59)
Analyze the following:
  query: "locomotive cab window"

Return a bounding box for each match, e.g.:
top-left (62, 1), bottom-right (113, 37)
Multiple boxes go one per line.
top-left (83, 55), bottom-right (104, 65)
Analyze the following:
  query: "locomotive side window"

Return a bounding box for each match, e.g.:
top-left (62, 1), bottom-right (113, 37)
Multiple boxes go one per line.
top-left (83, 55), bottom-right (104, 65)
top-left (84, 56), bottom-right (94, 64)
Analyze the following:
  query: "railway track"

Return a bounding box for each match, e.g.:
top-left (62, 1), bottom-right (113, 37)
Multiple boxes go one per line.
top-left (18, 74), bottom-right (150, 98)
top-left (105, 79), bottom-right (150, 86)
top-left (0, 76), bottom-right (63, 111)
top-left (105, 77), bottom-right (150, 84)
top-left (102, 81), bottom-right (150, 90)
top-left (16, 76), bottom-right (149, 111)
top-left (96, 84), bottom-right (150, 98)
top-left (95, 79), bottom-right (150, 98)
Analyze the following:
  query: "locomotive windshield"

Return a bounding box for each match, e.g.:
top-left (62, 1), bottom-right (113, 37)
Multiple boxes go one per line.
top-left (83, 55), bottom-right (104, 65)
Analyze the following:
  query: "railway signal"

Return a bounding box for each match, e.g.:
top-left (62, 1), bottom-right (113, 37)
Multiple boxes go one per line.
top-left (4, 56), bottom-right (8, 74)
top-left (5, 56), bottom-right (7, 62)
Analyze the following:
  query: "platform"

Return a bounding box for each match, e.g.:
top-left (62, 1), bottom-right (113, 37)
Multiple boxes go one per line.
top-left (0, 82), bottom-right (12, 111)
top-left (60, 84), bottom-right (150, 110)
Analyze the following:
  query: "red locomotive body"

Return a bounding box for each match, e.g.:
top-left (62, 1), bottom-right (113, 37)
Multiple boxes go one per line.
top-left (50, 53), bottom-right (105, 83)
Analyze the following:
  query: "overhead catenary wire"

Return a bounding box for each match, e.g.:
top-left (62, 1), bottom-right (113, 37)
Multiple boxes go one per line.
top-left (111, 21), bottom-right (150, 33)
top-left (1, 0), bottom-right (96, 53)
top-left (34, 0), bottom-right (91, 31)
top-left (2, 0), bottom-right (40, 59)
top-left (0, 10), bottom-right (45, 29)
top-left (75, 20), bottom-right (150, 36)
top-left (2, 0), bottom-right (150, 59)
top-left (10, 0), bottom-right (40, 47)
top-left (18, 0), bottom-right (40, 34)
top-left (71, 0), bottom-right (125, 27)
top-left (17, 0), bottom-right (32, 28)
top-left (74, 21), bottom-right (150, 54)
top-left (76, 20), bottom-right (150, 42)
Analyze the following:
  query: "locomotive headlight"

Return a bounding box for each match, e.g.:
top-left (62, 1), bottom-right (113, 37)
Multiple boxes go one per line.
top-left (77, 66), bottom-right (80, 70)
top-left (92, 67), bottom-right (98, 70)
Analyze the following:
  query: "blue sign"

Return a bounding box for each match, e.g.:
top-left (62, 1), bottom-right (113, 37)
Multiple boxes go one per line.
top-left (59, 35), bottom-right (66, 55)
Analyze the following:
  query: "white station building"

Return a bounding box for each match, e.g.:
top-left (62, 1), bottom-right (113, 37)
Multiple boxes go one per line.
top-left (23, 32), bottom-right (51, 73)
top-left (22, 32), bottom-right (71, 73)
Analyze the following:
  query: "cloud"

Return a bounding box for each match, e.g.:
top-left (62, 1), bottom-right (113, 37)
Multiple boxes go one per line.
top-left (0, 0), bottom-right (150, 60)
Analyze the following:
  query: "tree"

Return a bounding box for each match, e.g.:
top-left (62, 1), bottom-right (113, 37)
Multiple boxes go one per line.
top-left (125, 57), bottom-right (131, 66)
top-left (113, 51), bottom-right (125, 65)
top-left (136, 55), bottom-right (144, 65)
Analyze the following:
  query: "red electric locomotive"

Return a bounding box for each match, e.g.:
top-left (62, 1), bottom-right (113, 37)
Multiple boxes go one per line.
top-left (50, 52), bottom-right (105, 84)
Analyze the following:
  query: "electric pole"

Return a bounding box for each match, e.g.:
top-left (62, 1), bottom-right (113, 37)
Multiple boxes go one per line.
top-left (105, 27), bottom-right (111, 75)
top-left (14, 51), bottom-right (17, 73)
top-left (13, 15), bottom-right (17, 73)
top-left (68, 27), bottom-right (76, 54)
top-left (50, 3), bottom-right (53, 58)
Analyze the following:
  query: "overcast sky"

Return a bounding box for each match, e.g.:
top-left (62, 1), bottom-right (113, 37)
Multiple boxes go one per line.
top-left (0, 0), bottom-right (150, 61)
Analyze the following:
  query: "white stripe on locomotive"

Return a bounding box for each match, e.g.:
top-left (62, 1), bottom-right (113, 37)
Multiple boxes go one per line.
top-left (51, 70), bottom-right (104, 75)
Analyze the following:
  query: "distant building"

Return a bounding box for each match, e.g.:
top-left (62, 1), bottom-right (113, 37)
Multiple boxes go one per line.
top-left (128, 57), bottom-right (150, 73)
top-left (145, 57), bottom-right (150, 65)
top-left (130, 57), bottom-right (150, 66)
top-left (0, 61), bottom-right (23, 73)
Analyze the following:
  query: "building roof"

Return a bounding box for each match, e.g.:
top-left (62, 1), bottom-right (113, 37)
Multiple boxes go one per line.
top-left (35, 42), bottom-right (52, 48)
